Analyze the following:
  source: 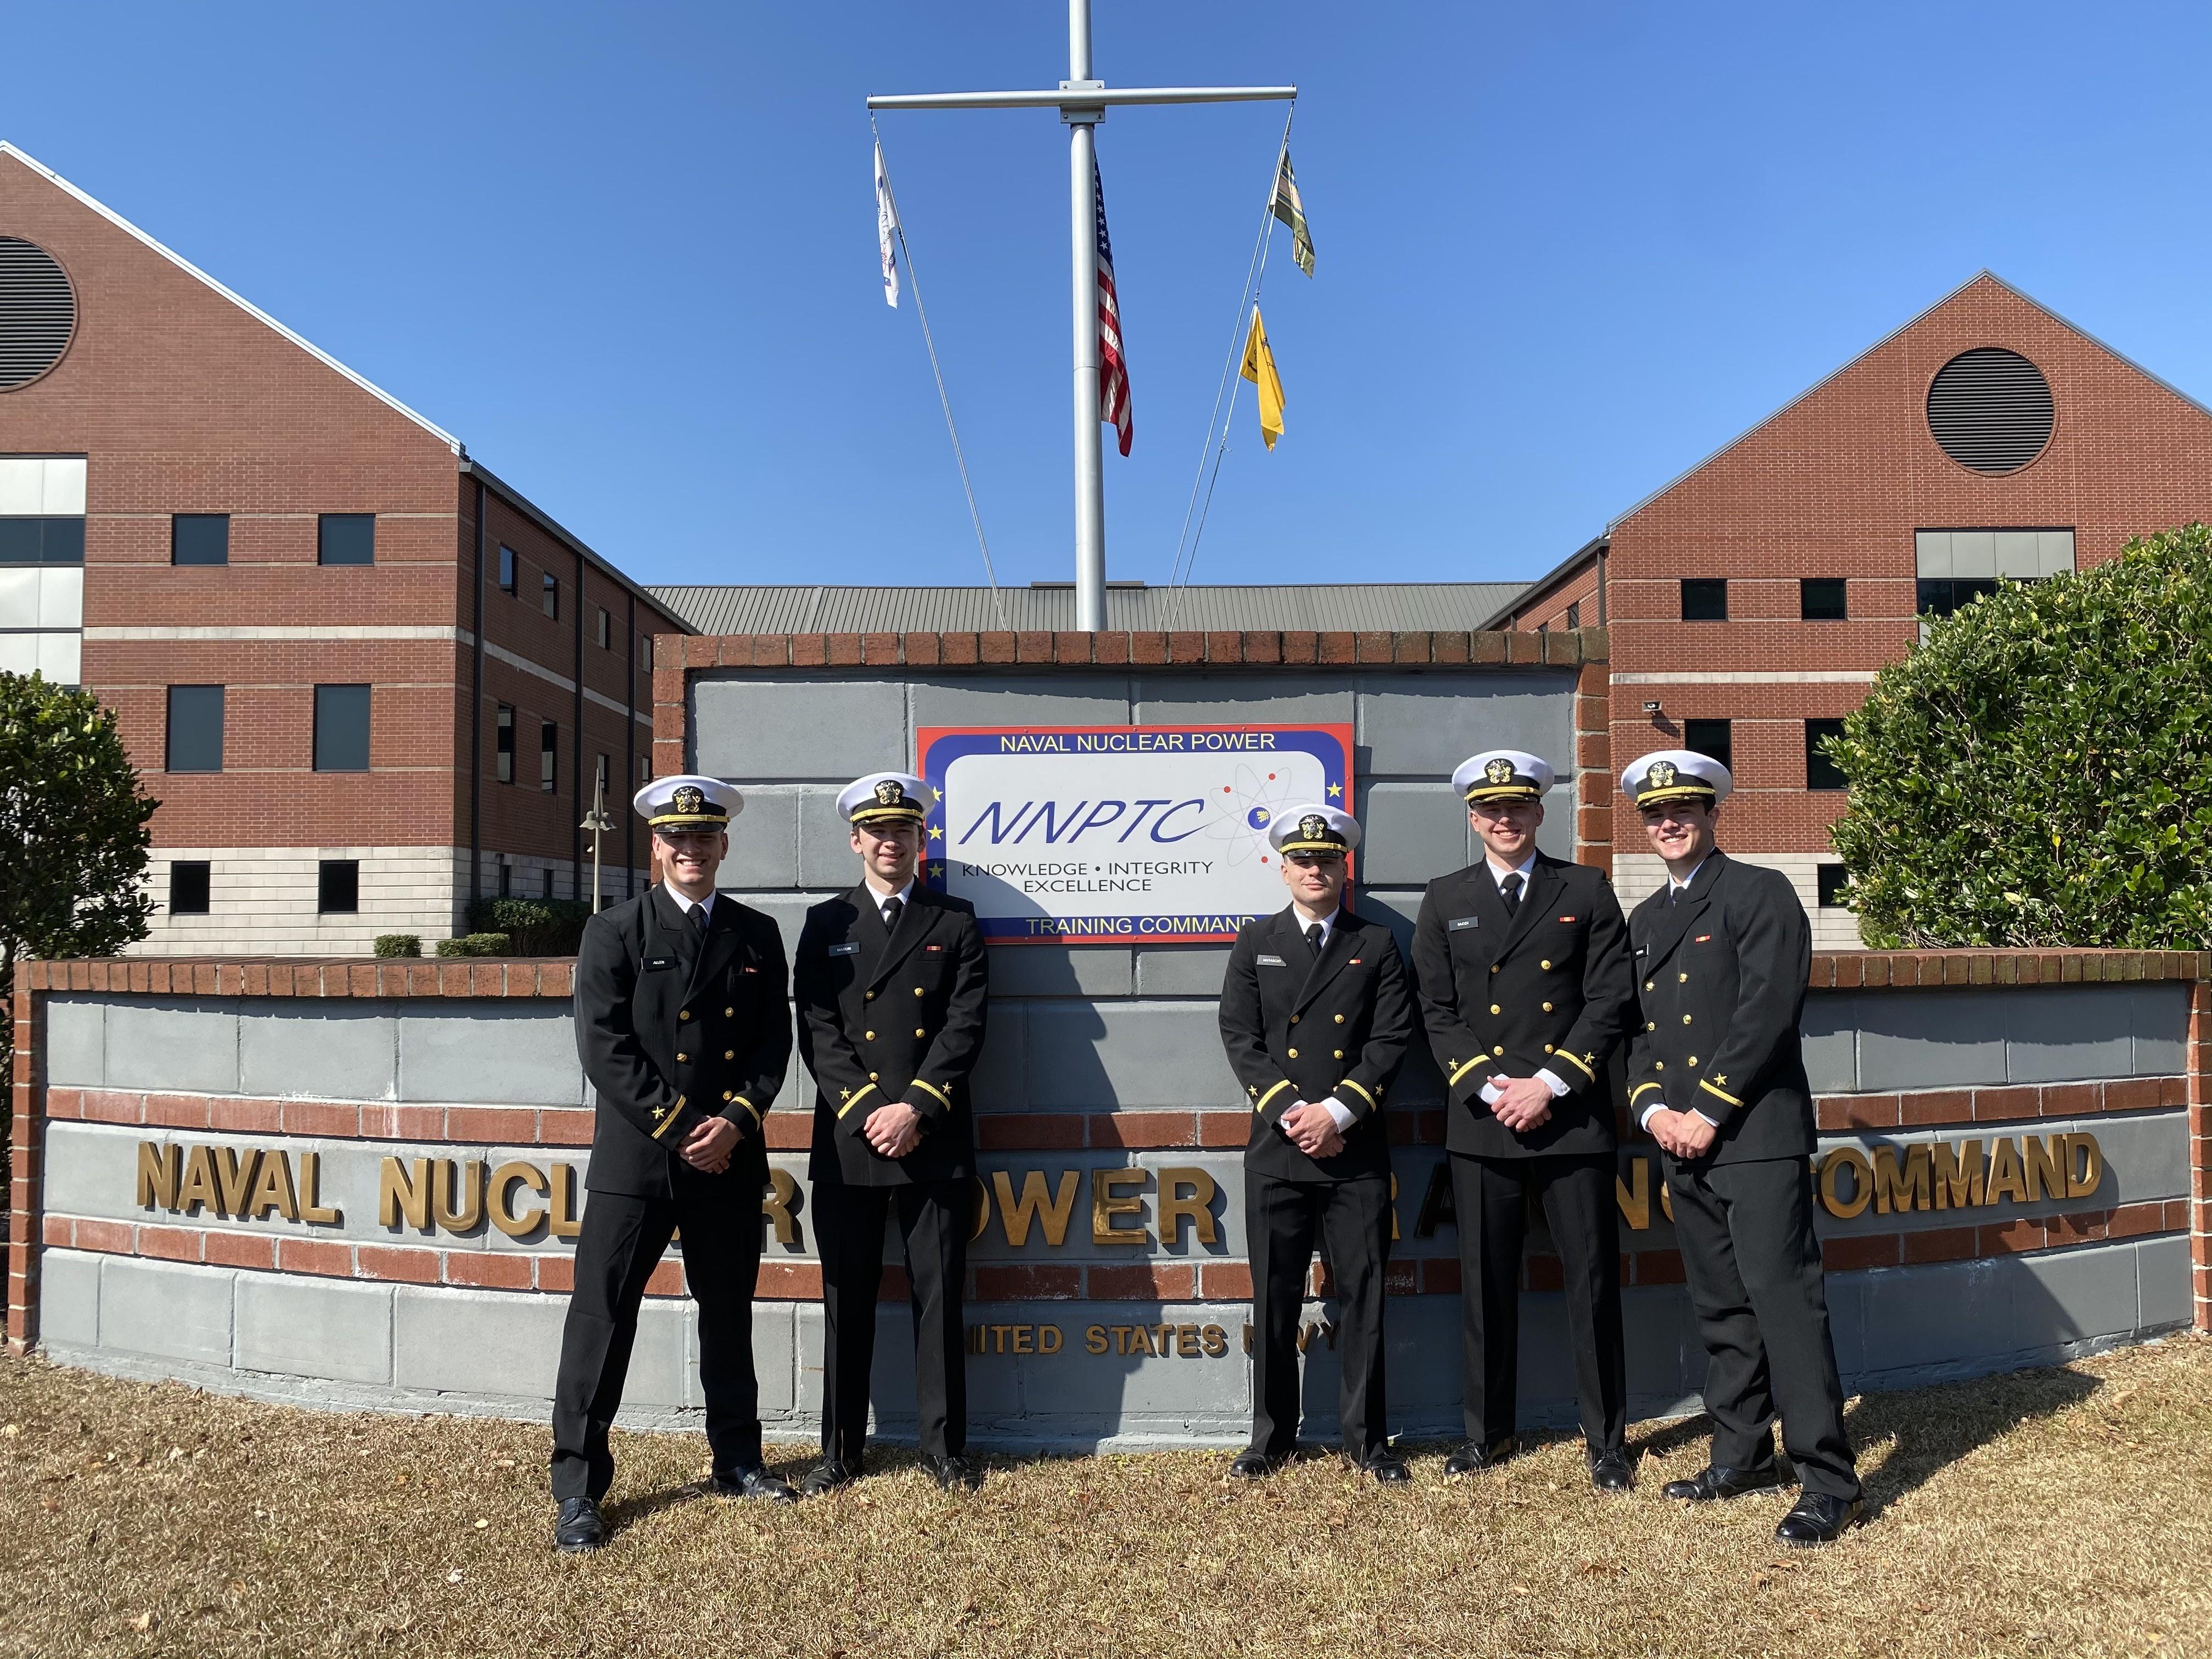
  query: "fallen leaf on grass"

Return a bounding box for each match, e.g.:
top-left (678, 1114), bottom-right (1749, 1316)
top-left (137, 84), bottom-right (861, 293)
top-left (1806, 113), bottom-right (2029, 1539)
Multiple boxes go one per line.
top-left (128, 1612), bottom-right (155, 1633)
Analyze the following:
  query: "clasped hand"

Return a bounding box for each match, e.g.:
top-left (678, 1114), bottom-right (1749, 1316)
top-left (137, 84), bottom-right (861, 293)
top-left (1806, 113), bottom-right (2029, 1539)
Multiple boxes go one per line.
top-left (1647, 1107), bottom-right (1718, 1160)
top-left (864, 1101), bottom-right (924, 1159)
top-left (679, 1114), bottom-right (741, 1173)
top-left (1280, 1101), bottom-right (1346, 1160)
top-left (1486, 1074), bottom-right (1555, 1133)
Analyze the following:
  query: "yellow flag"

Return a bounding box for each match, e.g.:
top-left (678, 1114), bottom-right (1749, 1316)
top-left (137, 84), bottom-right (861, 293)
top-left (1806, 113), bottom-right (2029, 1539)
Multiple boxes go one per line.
top-left (1240, 306), bottom-right (1284, 450)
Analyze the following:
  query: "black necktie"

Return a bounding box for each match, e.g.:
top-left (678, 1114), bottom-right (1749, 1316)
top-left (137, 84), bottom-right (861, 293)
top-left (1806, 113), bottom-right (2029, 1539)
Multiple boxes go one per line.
top-left (882, 896), bottom-right (904, 932)
top-left (689, 901), bottom-right (710, 938)
top-left (1305, 922), bottom-right (1325, 957)
top-left (1667, 885), bottom-right (1681, 907)
top-left (1500, 872), bottom-right (1523, 915)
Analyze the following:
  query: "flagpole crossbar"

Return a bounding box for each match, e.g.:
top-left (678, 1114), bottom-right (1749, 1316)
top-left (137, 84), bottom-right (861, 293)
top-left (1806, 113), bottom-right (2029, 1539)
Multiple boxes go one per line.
top-left (867, 86), bottom-right (1295, 112)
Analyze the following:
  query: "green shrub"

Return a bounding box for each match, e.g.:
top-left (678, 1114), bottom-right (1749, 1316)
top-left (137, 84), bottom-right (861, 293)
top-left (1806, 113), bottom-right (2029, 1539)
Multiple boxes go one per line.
top-left (434, 932), bottom-right (513, 958)
top-left (1827, 522), bottom-right (2212, 948)
top-left (466, 896), bottom-right (593, 956)
top-left (373, 934), bottom-right (422, 958)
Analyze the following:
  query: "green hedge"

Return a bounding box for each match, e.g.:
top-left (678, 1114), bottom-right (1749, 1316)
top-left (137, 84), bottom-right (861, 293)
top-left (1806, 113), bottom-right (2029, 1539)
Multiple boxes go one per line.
top-left (1828, 522), bottom-right (2212, 948)
top-left (435, 932), bottom-right (514, 958)
top-left (373, 934), bottom-right (422, 958)
top-left (465, 898), bottom-right (594, 956)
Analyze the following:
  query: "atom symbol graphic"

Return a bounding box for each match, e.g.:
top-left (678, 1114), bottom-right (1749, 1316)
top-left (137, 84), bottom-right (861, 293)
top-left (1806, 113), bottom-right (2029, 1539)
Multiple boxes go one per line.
top-left (1201, 765), bottom-right (1298, 867)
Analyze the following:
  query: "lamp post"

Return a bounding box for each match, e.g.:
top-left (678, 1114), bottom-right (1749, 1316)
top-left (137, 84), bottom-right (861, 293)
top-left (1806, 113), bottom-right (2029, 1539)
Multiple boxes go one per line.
top-left (579, 774), bottom-right (616, 913)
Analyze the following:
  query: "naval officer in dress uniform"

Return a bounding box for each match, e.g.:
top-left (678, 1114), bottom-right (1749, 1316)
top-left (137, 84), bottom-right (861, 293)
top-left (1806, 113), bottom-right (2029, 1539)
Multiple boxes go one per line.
top-left (795, 771), bottom-right (990, 1494)
top-left (1620, 749), bottom-right (1863, 1546)
top-left (1410, 751), bottom-right (1638, 1491)
top-left (552, 776), bottom-right (797, 1553)
top-left (1217, 805), bottom-right (1415, 1481)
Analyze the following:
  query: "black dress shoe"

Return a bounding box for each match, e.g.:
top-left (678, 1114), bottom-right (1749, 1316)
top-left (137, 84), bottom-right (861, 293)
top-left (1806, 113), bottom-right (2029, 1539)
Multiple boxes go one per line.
top-left (797, 1460), bottom-right (860, 1498)
top-left (1661, 1463), bottom-right (1787, 1503)
top-left (553, 1496), bottom-right (606, 1553)
top-left (1775, 1491), bottom-right (1865, 1547)
top-left (1588, 1449), bottom-right (1635, 1492)
top-left (1442, 1437), bottom-right (1514, 1477)
top-left (1355, 1450), bottom-right (1412, 1483)
top-left (1228, 1448), bottom-right (1280, 1480)
top-left (710, 1465), bottom-right (797, 1504)
top-left (928, 1454), bottom-right (984, 1492)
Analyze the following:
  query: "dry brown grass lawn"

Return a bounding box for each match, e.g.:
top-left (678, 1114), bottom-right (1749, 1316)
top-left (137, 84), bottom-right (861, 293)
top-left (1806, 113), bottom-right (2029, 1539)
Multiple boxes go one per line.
top-left (2, 1335), bottom-right (2209, 1658)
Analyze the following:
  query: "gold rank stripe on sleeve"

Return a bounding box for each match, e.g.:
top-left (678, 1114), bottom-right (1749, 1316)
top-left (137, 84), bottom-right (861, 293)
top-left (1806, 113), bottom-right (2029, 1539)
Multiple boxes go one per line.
top-left (1698, 1077), bottom-right (1743, 1108)
top-left (1553, 1048), bottom-right (1598, 1084)
top-left (1333, 1078), bottom-right (1376, 1114)
top-left (1446, 1056), bottom-right (1486, 1089)
top-left (836, 1082), bottom-right (880, 1120)
top-left (649, 1098), bottom-right (688, 1141)
top-left (1629, 1081), bottom-right (1663, 1104)
top-left (1252, 1079), bottom-right (1294, 1114)
top-left (732, 1096), bottom-right (761, 1126)
top-left (909, 1078), bottom-right (952, 1110)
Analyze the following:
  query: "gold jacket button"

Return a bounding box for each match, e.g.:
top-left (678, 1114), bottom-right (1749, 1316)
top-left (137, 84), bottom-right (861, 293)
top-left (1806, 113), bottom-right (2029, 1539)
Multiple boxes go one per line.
top-left (1683, 1014), bottom-right (1694, 1025)
top-left (1493, 1045), bottom-right (1505, 1056)
top-left (1543, 1043), bottom-right (1555, 1054)
top-left (723, 1090), bottom-right (734, 1101)
top-left (1288, 1047), bottom-right (1299, 1059)
top-left (1688, 1056), bottom-right (1699, 1066)
top-left (724, 1049), bottom-right (735, 1060)
top-left (1654, 1061), bottom-right (1664, 1071)
top-left (725, 1006), bottom-right (735, 1017)
top-left (866, 990), bottom-right (876, 1000)
top-left (1678, 972), bottom-right (1688, 983)
top-left (915, 1027), bottom-right (926, 1037)
top-left (864, 1030), bottom-right (876, 1041)
top-left (1334, 1014), bottom-right (1345, 1024)
top-left (1542, 1001), bottom-right (1553, 1012)
top-left (1647, 1021), bottom-right (1656, 1031)
top-left (915, 986), bottom-right (925, 997)
top-left (1490, 964), bottom-right (1499, 974)
top-left (675, 1052), bottom-right (689, 1063)
top-left (1490, 1003), bottom-right (1502, 1015)
top-left (1333, 1049), bottom-right (1344, 1059)
top-left (679, 1010), bottom-right (691, 1021)
top-left (1540, 959), bottom-right (1552, 970)
top-left (868, 1071), bottom-right (879, 1081)
top-left (1644, 980), bottom-right (1654, 991)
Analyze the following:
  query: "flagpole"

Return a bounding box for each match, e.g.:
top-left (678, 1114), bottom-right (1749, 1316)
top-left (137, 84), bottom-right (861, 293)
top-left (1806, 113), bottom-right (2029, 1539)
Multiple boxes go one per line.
top-left (1066, 0), bottom-right (1106, 631)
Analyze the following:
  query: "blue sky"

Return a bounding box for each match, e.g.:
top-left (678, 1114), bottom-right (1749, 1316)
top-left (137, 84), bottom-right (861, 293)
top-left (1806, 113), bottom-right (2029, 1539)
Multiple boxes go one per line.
top-left (10, 3), bottom-right (2211, 592)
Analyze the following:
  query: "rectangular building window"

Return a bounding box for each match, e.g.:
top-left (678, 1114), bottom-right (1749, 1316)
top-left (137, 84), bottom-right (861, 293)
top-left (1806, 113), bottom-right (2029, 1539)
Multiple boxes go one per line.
top-left (1800, 578), bottom-right (1847, 621)
top-left (0, 518), bottom-right (84, 563)
top-left (317, 514), bottom-right (375, 566)
top-left (541, 570), bottom-right (559, 619)
top-left (1805, 718), bottom-right (1848, 790)
top-left (639, 755), bottom-right (650, 785)
top-left (1680, 578), bottom-right (1728, 621)
top-left (317, 859), bottom-right (359, 914)
top-left (1564, 600), bottom-right (1581, 630)
top-left (540, 720), bottom-right (558, 793)
top-left (497, 861), bottom-right (513, 898)
top-left (1816, 863), bottom-right (1850, 909)
top-left (170, 514), bottom-right (229, 566)
top-left (594, 753), bottom-right (610, 805)
top-left (498, 545), bottom-right (517, 594)
top-left (495, 704), bottom-right (515, 783)
top-left (541, 867), bottom-right (555, 900)
top-left (596, 606), bottom-right (611, 649)
top-left (313, 684), bottom-right (371, 771)
top-left (168, 861), bottom-right (211, 915)
top-left (1915, 528), bottom-right (2073, 617)
top-left (1683, 718), bottom-right (1732, 772)
top-left (165, 685), bottom-right (224, 773)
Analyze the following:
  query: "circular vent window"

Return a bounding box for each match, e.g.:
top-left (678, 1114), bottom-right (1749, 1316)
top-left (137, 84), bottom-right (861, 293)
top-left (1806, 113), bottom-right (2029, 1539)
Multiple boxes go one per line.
top-left (0, 237), bottom-right (77, 391)
top-left (1926, 347), bottom-right (2053, 474)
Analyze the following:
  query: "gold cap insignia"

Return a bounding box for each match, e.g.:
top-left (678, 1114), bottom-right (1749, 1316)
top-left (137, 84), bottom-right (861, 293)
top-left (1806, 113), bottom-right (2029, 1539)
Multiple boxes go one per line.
top-left (1485, 757), bottom-right (1516, 786)
top-left (1648, 760), bottom-right (1677, 791)
top-left (873, 779), bottom-right (905, 808)
top-left (672, 784), bottom-right (704, 816)
top-left (1300, 814), bottom-right (1329, 842)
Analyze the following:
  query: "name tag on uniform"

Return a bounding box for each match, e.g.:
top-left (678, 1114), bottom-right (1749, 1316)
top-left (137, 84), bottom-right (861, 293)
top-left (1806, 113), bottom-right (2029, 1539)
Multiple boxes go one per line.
top-left (642, 956), bottom-right (677, 971)
top-left (1256, 953), bottom-right (1288, 967)
top-left (1635, 946), bottom-right (1647, 957)
top-left (828, 941), bottom-right (861, 957)
top-left (1449, 917), bottom-right (1480, 932)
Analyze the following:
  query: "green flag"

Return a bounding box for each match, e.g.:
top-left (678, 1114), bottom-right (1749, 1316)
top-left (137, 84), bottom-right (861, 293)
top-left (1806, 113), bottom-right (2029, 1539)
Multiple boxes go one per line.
top-left (1271, 149), bottom-right (1314, 277)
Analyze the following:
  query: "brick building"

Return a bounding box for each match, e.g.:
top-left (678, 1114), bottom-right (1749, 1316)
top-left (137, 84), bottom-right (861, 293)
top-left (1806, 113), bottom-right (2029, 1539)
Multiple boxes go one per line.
top-left (0, 143), bottom-right (687, 952)
top-left (1491, 273), bottom-right (2212, 946)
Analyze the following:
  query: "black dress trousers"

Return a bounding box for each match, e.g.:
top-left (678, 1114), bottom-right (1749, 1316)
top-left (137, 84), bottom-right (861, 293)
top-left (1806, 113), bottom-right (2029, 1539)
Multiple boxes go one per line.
top-left (550, 1168), bottom-right (765, 1502)
top-left (1246, 1172), bottom-right (1392, 1460)
top-left (1664, 1155), bottom-right (1859, 1501)
top-left (1450, 1152), bottom-right (1626, 1452)
top-left (813, 1164), bottom-right (969, 1465)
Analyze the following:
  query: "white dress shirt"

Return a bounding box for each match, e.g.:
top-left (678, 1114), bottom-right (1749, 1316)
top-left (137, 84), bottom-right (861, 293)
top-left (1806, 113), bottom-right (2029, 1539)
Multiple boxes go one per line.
top-left (1474, 852), bottom-right (1572, 1107)
top-left (860, 875), bottom-right (916, 927)
top-left (1637, 857), bottom-right (1719, 1132)
top-left (662, 882), bottom-right (716, 925)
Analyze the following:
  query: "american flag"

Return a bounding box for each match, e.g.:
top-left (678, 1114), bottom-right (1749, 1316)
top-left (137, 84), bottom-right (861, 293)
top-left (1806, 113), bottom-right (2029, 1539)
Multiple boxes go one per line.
top-left (1093, 161), bottom-right (1132, 457)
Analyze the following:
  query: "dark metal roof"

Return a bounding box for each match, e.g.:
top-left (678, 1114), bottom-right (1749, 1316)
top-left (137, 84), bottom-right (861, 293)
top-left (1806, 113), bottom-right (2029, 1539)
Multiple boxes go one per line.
top-left (649, 582), bottom-right (1532, 636)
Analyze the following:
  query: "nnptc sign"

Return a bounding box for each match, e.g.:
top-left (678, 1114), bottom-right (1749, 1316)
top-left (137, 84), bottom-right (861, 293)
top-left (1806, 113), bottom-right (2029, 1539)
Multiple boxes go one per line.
top-left (917, 725), bottom-right (1356, 943)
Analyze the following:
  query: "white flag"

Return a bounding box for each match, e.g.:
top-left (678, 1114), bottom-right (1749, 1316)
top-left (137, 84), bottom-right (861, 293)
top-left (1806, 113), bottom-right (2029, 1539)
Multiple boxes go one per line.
top-left (875, 141), bottom-right (900, 309)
